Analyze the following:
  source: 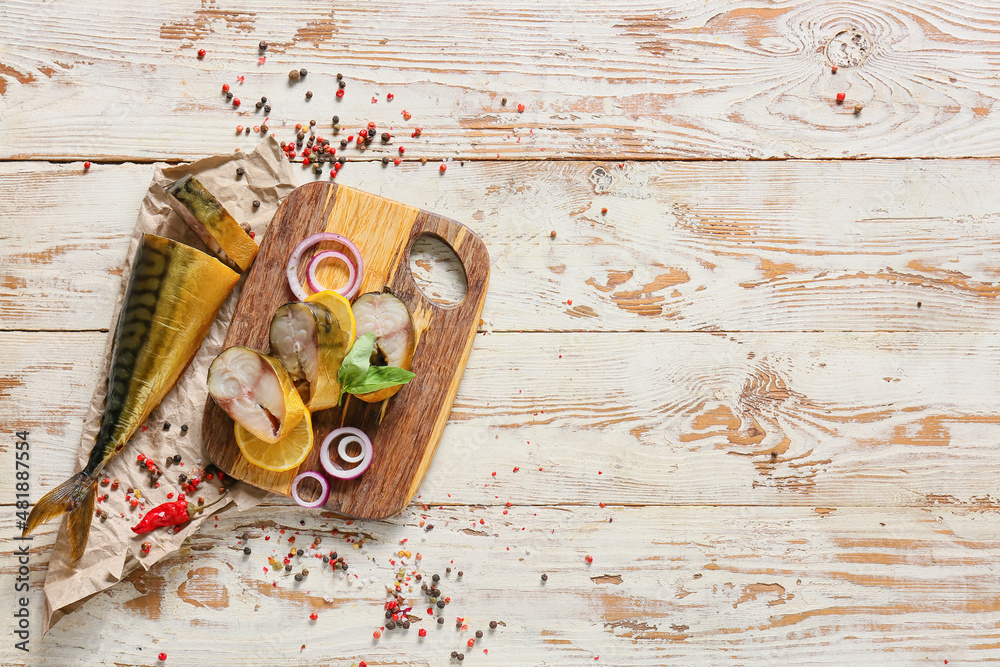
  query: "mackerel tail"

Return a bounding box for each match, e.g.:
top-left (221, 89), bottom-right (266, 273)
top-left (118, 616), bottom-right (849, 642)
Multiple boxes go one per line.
top-left (21, 470), bottom-right (98, 562)
top-left (21, 234), bottom-right (240, 561)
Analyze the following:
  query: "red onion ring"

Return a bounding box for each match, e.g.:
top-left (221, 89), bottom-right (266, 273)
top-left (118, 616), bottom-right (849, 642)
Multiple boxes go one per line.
top-left (306, 250), bottom-right (358, 299)
top-left (286, 232), bottom-right (364, 301)
top-left (291, 471), bottom-right (329, 508)
top-left (321, 427), bottom-right (373, 479)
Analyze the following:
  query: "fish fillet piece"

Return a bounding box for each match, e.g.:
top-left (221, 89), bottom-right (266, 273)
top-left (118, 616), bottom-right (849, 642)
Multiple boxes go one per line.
top-left (22, 234), bottom-right (239, 561)
top-left (269, 301), bottom-right (354, 412)
top-left (207, 346), bottom-right (306, 443)
top-left (166, 174), bottom-right (258, 272)
top-left (351, 290), bottom-right (415, 403)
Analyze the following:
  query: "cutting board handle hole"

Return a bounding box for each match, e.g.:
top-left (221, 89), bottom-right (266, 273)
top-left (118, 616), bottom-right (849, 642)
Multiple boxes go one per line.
top-left (407, 233), bottom-right (468, 307)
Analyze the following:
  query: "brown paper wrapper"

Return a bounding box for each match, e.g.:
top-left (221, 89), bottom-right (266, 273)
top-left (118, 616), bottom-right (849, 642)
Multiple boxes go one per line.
top-left (41, 137), bottom-right (298, 634)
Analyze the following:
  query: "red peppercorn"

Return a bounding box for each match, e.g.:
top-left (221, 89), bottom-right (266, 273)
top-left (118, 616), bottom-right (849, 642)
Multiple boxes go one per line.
top-left (440, 163), bottom-right (447, 173)
top-left (601, 207), bottom-right (608, 215)
top-left (336, 89), bottom-right (345, 99)
top-left (236, 125), bottom-right (244, 133)
top-left (310, 612), bottom-right (318, 621)
top-left (585, 554), bottom-right (593, 564)
top-left (137, 454), bottom-right (146, 462)
top-left (402, 110), bottom-right (412, 120)
top-left (418, 628), bottom-right (427, 637)
top-left (222, 83), bottom-right (230, 92)
top-left (836, 92), bottom-right (846, 103)
top-left (158, 652), bottom-right (167, 661)
top-left (233, 98), bottom-right (241, 107)
top-left (197, 49), bottom-right (206, 58)
top-left (517, 103), bottom-right (525, 112)
top-left (303, 158), bottom-right (311, 166)
top-left (386, 93), bottom-right (394, 101)
top-left (373, 630), bottom-right (382, 639)
top-left (394, 158), bottom-right (401, 166)
top-left (398, 146), bottom-right (405, 155)
top-left (468, 638), bottom-right (475, 647)
top-left (831, 65), bottom-right (838, 74)
top-left (83, 161), bottom-right (91, 170)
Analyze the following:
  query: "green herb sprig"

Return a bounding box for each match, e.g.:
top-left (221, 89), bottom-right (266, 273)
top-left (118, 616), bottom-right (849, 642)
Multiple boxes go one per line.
top-left (337, 332), bottom-right (415, 404)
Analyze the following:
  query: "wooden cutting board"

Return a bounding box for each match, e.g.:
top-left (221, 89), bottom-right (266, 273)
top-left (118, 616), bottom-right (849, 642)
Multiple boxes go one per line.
top-left (202, 183), bottom-right (490, 519)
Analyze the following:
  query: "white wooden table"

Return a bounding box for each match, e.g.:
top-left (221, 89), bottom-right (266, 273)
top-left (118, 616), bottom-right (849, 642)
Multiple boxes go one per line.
top-left (3, 1), bottom-right (1000, 664)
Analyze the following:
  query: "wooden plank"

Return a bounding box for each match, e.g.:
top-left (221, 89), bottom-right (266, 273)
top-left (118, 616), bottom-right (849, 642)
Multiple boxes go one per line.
top-left (5, 159), bottom-right (1000, 332)
top-left (7, 330), bottom-right (1000, 507)
top-left (2, 504), bottom-right (997, 665)
top-left (4, 1), bottom-right (1000, 160)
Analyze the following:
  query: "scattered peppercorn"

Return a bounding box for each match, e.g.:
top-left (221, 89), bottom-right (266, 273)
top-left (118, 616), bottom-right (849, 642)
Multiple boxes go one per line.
top-left (458, 654), bottom-right (464, 661)
top-left (475, 630), bottom-right (483, 638)
top-left (289, 70), bottom-right (300, 81)
top-left (836, 92), bottom-right (846, 103)
top-left (222, 84), bottom-right (230, 93)
top-left (541, 573), bottom-right (548, 581)
top-left (831, 64), bottom-right (838, 73)
top-left (232, 98), bottom-right (241, 107)
top-left (295, 573), bottom-right (303, 581)
top-left (336, 89), bottom-right (345, 99)
top-left (517, 103), bottom-right (525, 112)
top-left (585, 555), bottom-right (593, 564)
top-left (236, 167), bottom-right (244, 177)
top-left (162, 422), bottom-right (171, 431)
top-left (338, 80), bottom-right (346, 89)
top-left (458, 571), bottom-right (463, 577)
top-left (226, 91), bottom-right (234, 100)
top-left (158, 652), bottom-right (167, 661)
top-left (854, 103), bottom-right (864, 114)
top-left (438, 616), bottom-right (445, 624)
top-left (501, 97), bottom-right (507, 106)
top-left (300, 68), bottom-right (308, 77)
top-left (197, 49), bottom-right (206, 59)
top-left (181, 424), bottom-right (188, 433)
top-left (490, 620), bottom-right (498, 629)
top-left (440, 163), bottom-right (447, 173)
top-left (305, 90), bottom-right (313, 99)
top-left (285, 564), bottom-right (292, 572)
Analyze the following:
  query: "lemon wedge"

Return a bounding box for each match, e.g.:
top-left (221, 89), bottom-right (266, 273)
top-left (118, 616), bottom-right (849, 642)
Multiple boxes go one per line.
top-left (234, 408), bottom-right (313, 472)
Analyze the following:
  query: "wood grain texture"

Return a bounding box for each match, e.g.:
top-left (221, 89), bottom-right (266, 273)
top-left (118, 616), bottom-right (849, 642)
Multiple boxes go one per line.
top-left (2, 504), bottom-right (998, 665)
top-left (7, 159), bottom-right (1000, 333)
top-left (203, 184), bottom-right (489, 517)
top-left (5, 1), bottom-right (1000, 160)
top-left (8, 330), bottom-right (1000, 508)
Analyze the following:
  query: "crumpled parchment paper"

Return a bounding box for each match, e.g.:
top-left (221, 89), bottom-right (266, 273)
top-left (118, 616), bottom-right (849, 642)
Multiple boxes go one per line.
top-left (41, 136), bottom-right (297, 634)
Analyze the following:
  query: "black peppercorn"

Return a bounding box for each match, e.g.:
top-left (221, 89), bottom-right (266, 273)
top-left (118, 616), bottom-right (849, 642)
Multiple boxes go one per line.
top-left (432, 574), bottom-right (440, 582)
top-left (260, 96), bottom-right (267, 104)
top-left (260, 124), bottom-right (268, 133)
top-left (446, 567), bottom-right (452, 574)
top-left (541, 573), bottom-right (548, 581)
top-left (451, 652), bottom-right (458, 658)
top-left (366, 128), bottom-right (376, 138)
top-left (386, 620), bottom-right (396, 630)
top-left (305, 90), bottom-right (313, 99)
top-left (336, 73), bottom-right (343, 80)
top-left (294, 573), bottom-right (302, 581)
top-left (226, 91), bottom-right (233, 100)
top-left (299, 68), bottom-right (307, 77)
top-left (331, 551), bottom-right (337, 559)
top-left (341, 563), bottom-right (348, 571)
top-left (332, 115), bottom-right (340, 124)
top-left (402, 620), bottom-right (410, 629)
top-left (489, 620), bottom-right (498, 629)
top-left (475, 630), bottom-right (483, 639)
top-left (436, 600), bottom-right (445, 609)
top-left (501, 97), bottom-right (507, 106)
top-left (457, 654), bottom-right (464, 661)
top-left (259, 40), bottom-right (268, 51)
top-left (245, 127), bottom-right (250, 135)
top-left (381, 132), bottom-right (390, 142)
top-left (297, 131), bottom-right (305, 140)
top-left (243, 547), bottom-right (251, 555)
top-left (385, 610), bottom-right (393, 619)
top-left (296, 548), bottom-right (304, 556)
top-left (381, 157), bottom-right (389, 166)
top-left (162, 422), bottom-right (171, 430)
top-left (236, 167), bottom-right (244, 177)
top-left (338, 80), bottom-right (346, 89)
top-left (322, 555), bottom-right (329, 563)
top-left (458, 571), bottom-right (463, 577)
top-left (179, 474), bottom-right (187, 483)
top-left (264, 104), bottom-right (271, 113)
top-left (437, 616), bottom-right (445, 625)
top-left (255, 101), bottom-right (262, 110)
top-left (338, 157), bottom-right (346, 164)
top-left (309, 119), bottom-right (316, 127)
top-left (172, 454), bottom-right (181, 464)
top-left (340, 139), bottom-right (348, 148)
top-left (314, 166), bottom-right (322, 175)
top-left (285, 564), bottom-right (292, 572)
top-left (242, 532), bottom-right (250, 541)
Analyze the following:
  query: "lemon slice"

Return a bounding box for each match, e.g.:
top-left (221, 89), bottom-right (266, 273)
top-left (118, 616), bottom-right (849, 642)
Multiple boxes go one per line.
top-left (234, 408), bottom-right (313, 472)
top-left (306, 290), bottom-right (357, 343)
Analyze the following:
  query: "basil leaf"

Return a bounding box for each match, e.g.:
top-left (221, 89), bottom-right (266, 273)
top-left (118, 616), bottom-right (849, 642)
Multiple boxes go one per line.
top-left (349, 365), bottom-right (416, 395)
top-left (337, 333), bottom-right (376, 404)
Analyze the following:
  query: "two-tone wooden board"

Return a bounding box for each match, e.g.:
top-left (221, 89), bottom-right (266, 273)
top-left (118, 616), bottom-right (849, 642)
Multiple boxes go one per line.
top-left (202, 183), bottom-right (489, 518)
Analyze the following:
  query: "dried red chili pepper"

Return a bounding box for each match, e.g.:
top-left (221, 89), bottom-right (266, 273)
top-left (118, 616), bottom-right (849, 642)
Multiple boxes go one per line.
top-left (130, 495), bottom-right (224, 534)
